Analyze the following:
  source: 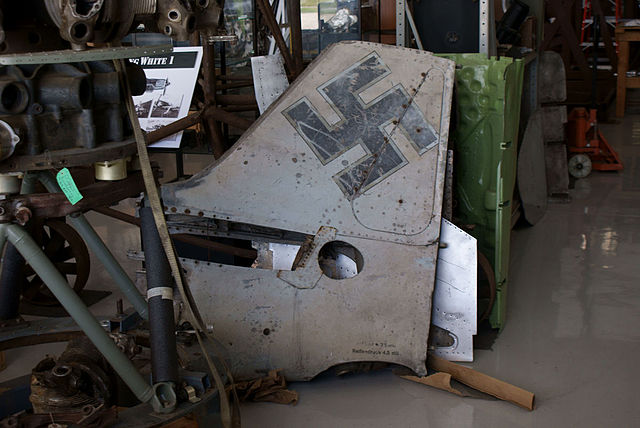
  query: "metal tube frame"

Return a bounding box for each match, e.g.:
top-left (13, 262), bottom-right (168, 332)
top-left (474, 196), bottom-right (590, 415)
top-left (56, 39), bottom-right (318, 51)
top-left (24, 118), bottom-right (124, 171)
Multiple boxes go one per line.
top-left (0, 222), bottom-right (163, 407)
top-left (36, 171), bottom-right (149, 320)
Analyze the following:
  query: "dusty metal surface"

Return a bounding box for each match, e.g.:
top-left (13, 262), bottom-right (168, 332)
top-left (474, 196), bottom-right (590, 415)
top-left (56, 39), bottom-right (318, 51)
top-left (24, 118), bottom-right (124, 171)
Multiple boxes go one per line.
top-left (163, 42), bottom-right (453, 245)
top-left (163, 41), bottom-right (455, 380)
top-left (431, 219), bottom-right (477, 362)
top-left (251, 55), bottom-right (289, 114)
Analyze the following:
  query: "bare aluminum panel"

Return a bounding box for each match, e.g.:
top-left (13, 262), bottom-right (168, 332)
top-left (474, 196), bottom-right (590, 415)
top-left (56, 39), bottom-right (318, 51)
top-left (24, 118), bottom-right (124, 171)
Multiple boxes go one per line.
top-left (162, 42), bottom-right (455, 380)
top-left (251, 55), bottom-right (289, 114)
top-left (431, 219), bottom-right (477, 362)
top-left (163, 42), bottom-right (455, 246)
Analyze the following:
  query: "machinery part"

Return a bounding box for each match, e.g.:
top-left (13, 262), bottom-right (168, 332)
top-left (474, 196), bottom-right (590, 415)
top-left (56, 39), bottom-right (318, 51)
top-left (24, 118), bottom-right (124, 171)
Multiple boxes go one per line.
top-left (0, 173), bottom-right (21, 194)
top-left (0, 223), bottom-right (157, 408)
top-left (0, 171), bottom-right (36, 320)
top-left (44, 0), bottom-right (137, 49)
top-left (94, 157), bottom-right (129, 181)
top-left (0, 121), bottom-right (19, 161)
top-left (161, 41), bottom-right (455, 380)
top-left (568, 153), bottom-right (592, 179)
top-left (0, 61), bottom-right (145, 165)
top-left (0, 244), bottom-right (24, 320)
top-left (567, 108), bottom-right (623, 173)
top-left (0, 403), bottom-right (117, 428)
top-left (496, 0), bottom-right (529, 44)
top-left (431, 219), bottom-right (477, 362)
top-left (440, 53), bottom-right (524, 329)
top-left (38, 171), bottom-right (149, 320)
top-left (140, 204), bottom-right (179, 387)
top-left (21, 219), bottom-right (90, 306)
top-left (30, 336), bottom-right (113, 414)
top-left (40, 0), bottom-right (223, 48)
top-left (115, 56), bottom-right (235, 427)
top-left (517, 110), bottom-right (548, 226)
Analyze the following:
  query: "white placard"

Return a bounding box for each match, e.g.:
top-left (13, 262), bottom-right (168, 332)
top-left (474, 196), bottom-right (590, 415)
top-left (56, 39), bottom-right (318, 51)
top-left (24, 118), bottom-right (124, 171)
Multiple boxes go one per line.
top-left (131, 46), bottom-right (203, 148)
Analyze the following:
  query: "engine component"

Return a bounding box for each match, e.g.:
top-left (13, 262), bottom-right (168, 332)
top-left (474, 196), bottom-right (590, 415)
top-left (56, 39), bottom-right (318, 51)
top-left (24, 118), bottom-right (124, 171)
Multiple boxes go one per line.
top-left (161, 41), bottom-right (455, 380)
top-left (0, 60), bottom-right (145, 172)
top-left (94, 157), bottom-right (129, 181)
top-left (41, 0), bottom-right (223, 49)
top-left (30, 336), bottom-right (114, 414)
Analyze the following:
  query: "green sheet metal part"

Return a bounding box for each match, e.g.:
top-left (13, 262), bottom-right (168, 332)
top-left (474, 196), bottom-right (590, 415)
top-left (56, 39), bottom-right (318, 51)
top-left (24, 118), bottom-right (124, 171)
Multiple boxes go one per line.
top-left (439, 54), bottom-right (524, 329)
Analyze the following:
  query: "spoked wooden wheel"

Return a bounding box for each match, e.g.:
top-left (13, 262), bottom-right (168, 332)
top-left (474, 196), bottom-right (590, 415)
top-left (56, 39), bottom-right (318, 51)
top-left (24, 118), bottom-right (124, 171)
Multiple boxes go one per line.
top-left (22, 219), bottom-right (90, 306)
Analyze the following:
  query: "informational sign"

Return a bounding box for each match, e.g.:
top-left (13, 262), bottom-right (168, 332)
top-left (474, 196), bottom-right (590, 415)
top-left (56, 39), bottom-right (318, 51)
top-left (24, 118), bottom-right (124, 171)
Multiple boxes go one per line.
top-left (131, 46), bottom-right (203, 148)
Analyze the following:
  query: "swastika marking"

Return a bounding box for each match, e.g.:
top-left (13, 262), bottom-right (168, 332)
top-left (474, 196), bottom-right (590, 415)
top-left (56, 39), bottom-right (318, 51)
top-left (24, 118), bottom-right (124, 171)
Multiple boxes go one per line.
top-left (283, 52), bottom-right (438, 198)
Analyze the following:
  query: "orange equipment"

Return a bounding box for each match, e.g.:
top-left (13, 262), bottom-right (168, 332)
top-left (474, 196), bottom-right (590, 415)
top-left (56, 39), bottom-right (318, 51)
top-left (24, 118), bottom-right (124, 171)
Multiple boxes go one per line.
top-left (566, 107), bottom-right (623, 178)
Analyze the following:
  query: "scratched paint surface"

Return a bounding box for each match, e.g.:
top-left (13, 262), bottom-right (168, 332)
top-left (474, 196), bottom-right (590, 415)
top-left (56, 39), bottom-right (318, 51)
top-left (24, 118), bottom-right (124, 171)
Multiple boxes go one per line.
top-left (283, 53), bottom-right (437, 199)
top-left (160, 42), bottom-right (456, 380)
top-left (162, 41), bottom-right (455, 244)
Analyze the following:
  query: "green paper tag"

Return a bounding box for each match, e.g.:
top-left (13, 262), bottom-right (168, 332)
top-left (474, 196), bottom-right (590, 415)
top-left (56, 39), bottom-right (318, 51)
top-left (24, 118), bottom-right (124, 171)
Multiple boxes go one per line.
top-left (56, 168), bottom-right (83, 205)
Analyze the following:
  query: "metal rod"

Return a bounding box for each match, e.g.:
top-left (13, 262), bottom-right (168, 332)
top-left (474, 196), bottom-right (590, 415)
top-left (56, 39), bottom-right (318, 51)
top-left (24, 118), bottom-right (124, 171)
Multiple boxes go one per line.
top-left (1, 223), bottom-right (154, 404)
top-left (37, 172), bottom-right (149, 320)
top-left (287, 0), bottom-right (304, 76)
top-left (405, 3), bottom-right (423, 50)
top-left (256, 0), bottom-right (296, 77)
top-left (202, 40), bottom-right (227, 158)
top-left (0, 172), bottom-right (37, 320)
top-left (146, 111), bottom-right (202, 144)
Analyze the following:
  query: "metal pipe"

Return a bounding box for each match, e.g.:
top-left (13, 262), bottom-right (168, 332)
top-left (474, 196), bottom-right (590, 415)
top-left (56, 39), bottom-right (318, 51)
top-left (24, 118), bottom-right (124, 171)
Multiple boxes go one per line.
top-left (255, 0), bottom-right (296, 78)
top-left (37, 172), bottom-right (149, 320)
top-left (0, 172), bottom-right (38, 320)
top-left (1, 223), bottom-right (154, 403)
top-left (140, 205), bottom-right (179, 385)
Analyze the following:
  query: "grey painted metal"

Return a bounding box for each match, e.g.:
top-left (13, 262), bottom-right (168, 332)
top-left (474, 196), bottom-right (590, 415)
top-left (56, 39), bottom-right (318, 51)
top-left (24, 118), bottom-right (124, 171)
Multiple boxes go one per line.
top-left (251, 55), bottom-right (289, 114)
top-left (396, 0), bottom-right (405, 46)
top-left (0, 45), bottom-right (173, 65)
top-left (432, 219), bottom-right (477, 362)
top-left (0, 223), bottom-right (155, 405)
top-left (162, 42), bottom-right (455, 380)
top-left (37, 172), bottom-right (149, 320)
top-left (163, 42), bottom-right (455, 246)
top-left (517, 110), bottom-right (548, 225)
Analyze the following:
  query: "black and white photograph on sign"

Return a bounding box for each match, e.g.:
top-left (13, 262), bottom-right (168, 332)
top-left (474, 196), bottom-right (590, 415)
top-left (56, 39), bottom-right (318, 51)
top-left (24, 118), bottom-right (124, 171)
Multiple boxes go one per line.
top-left (131, 46), bottom-right (203, 148)
top-left (136, 100), bottom-right (153, 118)
top-left (151, 94), bottom-right (184, 118)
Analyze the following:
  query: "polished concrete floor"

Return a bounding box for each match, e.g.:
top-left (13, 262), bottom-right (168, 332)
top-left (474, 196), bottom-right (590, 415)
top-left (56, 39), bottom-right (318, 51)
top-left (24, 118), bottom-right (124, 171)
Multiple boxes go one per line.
top-left (1, 116), bottom-right (639, 427)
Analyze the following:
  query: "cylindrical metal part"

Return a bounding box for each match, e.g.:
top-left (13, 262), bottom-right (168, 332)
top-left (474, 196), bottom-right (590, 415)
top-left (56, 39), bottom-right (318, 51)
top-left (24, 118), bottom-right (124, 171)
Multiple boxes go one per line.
top-left (0, 81), bottom-right (29, 114)
top-left (37, 172), bottom-right (149, 320)
top-left (68, 214), bottom-right (149, 319)
top-left (39, 75), bottom-right (92, 109)
top-left (140, 205), bottom-right (179, 384)
top-left (133, 0), bottom-right (158, 15)
top-left (1, 223), bottom-right (154, 404)
top-left (0, 243), bottom-right (24, 320)
top-left (0, 172), bottom-right (38, 320)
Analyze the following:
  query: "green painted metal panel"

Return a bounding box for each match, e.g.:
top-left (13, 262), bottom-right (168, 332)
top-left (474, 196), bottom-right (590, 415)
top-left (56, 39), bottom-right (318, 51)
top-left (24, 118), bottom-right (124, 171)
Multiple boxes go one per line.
top-left (438, 53), bottom-right (524, 329)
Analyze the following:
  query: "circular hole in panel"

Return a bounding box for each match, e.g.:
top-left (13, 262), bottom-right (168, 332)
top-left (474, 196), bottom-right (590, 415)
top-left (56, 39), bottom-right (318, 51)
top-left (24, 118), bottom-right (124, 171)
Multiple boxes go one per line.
top-left (318, 241), bottom-right (363, 279)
